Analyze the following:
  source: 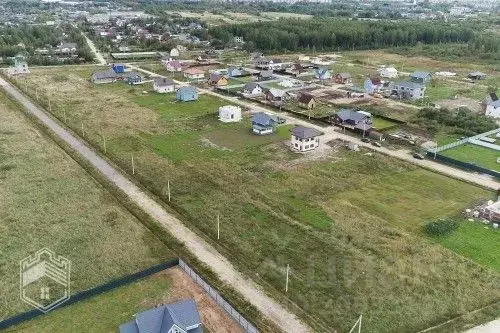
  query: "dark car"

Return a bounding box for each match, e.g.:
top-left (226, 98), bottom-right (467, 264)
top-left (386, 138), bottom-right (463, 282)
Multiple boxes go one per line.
top-left (361, 138), bottom-right (370, 143)
top-left (413, 153), bottom-right (425, 160)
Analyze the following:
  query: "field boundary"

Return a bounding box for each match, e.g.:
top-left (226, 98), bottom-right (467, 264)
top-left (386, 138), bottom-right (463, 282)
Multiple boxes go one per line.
top-left (0, 258), bottom-right (259, 333)
top-left (426, 152), bottom-right (500, 178)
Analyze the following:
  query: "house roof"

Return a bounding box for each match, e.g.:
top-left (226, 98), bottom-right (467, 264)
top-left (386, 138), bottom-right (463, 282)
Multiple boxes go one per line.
top-left (489, 92), bottom-right (498, 101)
top-left (252, 112), bottom-right (276, 126)
top-left (209, 73), bottom-right (225, 83)
top-left (167, 60), bottom-right (182, 68)
top-left (178, 86), bottom-right (197, 94)
top-left (58, 42), bottom-right (77, 50)
top-left (259, 70), bottom-right (273, 78)
top-left (336, 72), bottom-right (351, 78)
top-left (292, 125), bottom-right (323, 139)
top-left (92, 70), bottom-right (118, 80)
top-left (119, 299), bottom-right (202, 333)
top-left (244, 82), bottom-right (261, 92)
top-left (227, 66), bottom-right (240, 73)
top-left (393, 81), bottom-right (424, 89)
top-left (337, 109), bottom-right (370, 123)
top-left (316, 68), bottom-right (330, 75)
top-left (469, 71), bottom-right (486, 77)
top-left (298, 93), bottom-right (315, 104)
top-left (370, 77), bottom-right (382, 85)
top-left (154, 77), bottom-right (175, 87)
top-left (411, 71), bottom-right (431, 78)
top-left (267, 88), bottom-right (286, 98)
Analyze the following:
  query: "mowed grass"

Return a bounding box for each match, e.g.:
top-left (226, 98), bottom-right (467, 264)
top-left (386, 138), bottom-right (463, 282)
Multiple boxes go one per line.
top-left (4, 272), bottom-right (171, 333)
top-left (441, 143), bottom-right (500, 172)
top-left (436, 222), bottom-right (500, 272)
top-left (17, 66), bottom-right (500, 333)
top-left (0, 89), bottom-right (174, 319)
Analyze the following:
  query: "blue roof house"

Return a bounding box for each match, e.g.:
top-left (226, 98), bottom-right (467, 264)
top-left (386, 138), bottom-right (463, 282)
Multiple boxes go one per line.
top-left (112, 63), bottom-right (125, 73)
top-left (315, 68), bottom-right (332, 80)
top-left (119, 299), bottom-right (203, 333)
top-left (410, 71), bottom-right (431, 84)
top-left (227, 66), bottom-right (243, 77)
top-left (126, 72), bottom-right (142, 85)
top-left (176, 86), bottom-right (199, 102)
top-left (252, 112), bottom-right (278, 135)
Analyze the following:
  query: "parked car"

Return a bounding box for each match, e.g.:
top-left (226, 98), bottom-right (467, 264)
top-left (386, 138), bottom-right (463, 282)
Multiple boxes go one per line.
top-left (276, 116), bottom-right (286, 124)
top-left (413, 153), bottom-right (425, 160)
top-left (372, 141), bottom-right (381, 147)
top-left (361, 138), bottom-right (370, 143)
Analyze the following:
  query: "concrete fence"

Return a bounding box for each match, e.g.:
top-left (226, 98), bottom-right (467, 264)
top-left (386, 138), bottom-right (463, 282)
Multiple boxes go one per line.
top-left (179, 259), bottom-right (259, 333)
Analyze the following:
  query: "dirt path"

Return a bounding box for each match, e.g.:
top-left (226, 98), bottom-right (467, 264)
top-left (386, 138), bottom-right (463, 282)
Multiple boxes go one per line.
top-left (465, 319), bottom-right (500, 333)
top-left (81, 32), bottom-right (107, 65)
top-left (0, 77), bottom-right (312, 333)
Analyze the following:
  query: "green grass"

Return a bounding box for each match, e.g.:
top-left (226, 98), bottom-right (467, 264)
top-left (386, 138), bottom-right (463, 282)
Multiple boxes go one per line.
top-left (17, 66), bottom-right (500, 333)
top-left (441, 143), bottom-right (500, 172)
top-left (434, 131), bottom-right (463, 146)
top-left (372, 116), bottom-right (398, 130)
top-left (5, 272), bottom-right (172, 333)
top-left (0, 89), bottom-right (174, 319)
top-left (436, 222), bottom-right (500, 272)
top-left (133, 93), bottom-right (229, 121)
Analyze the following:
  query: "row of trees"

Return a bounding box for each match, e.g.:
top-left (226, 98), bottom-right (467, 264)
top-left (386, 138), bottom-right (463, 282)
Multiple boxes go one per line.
top-left (210, 19), bottom-right (475, 53)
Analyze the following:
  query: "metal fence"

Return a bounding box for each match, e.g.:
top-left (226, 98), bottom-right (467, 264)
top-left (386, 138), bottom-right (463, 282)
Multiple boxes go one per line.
top-left (179, 259), bottom-right (259, 333)
top-left (427, 152), bottom-right (500, 178)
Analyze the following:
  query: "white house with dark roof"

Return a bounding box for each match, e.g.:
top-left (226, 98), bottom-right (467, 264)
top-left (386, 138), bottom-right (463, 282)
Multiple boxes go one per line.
top-left (291, 126), bottom-right (323, 152)
top-left (153, 78), bottom-right (175, 93)
top-left (485, 93), bottom-right (500, 118)
top-left (119, 299), bottom-right (203, 333)
top-left (410, 71), bottom-right (432, 84)
top-left (378, 66), bottom-right (398, 78)
top-left (391, 81), bottom-right (426, 100)
top-left (243, 83), bottom-right (263, 96)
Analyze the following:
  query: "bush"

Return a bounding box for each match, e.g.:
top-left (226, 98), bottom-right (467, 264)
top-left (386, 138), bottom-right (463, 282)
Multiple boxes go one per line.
top-left (424, 219), bottom-right (459, 237)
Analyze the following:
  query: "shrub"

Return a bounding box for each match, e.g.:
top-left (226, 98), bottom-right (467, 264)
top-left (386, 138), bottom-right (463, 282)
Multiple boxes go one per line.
top-left (424, 218), bottom-right (459, 237)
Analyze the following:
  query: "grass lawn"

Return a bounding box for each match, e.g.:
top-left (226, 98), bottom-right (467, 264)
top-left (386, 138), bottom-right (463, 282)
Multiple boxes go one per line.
top-left (372, 116), bottom-right (399, 130)
top-left (436, 222), bottom-right (500, 272)
top-left (434, 131), bottom-right (463, 146)
top-left (440, 143), bottom-right (500, 172)
top-left (0, 89), bottom-right (174, 319)
top-left (133, 93), bottom-right (229, 121)
top-left (16, 66), bottom-right (500, 333)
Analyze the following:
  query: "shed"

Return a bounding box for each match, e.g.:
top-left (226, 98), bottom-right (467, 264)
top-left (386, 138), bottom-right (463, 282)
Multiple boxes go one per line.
top-left (298, 93), bottom-right (316, 110)
top-left (176, 86), bottom-right (198, 102)
top-left (112, 63), bottom-right (125, 73)
top-left (219, 105), bottom-right (242, 122)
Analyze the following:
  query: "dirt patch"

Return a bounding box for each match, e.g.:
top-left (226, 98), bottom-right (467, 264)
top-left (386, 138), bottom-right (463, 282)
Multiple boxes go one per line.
top-left (436, 96), bottom-right (483, 113)
top-left (201, 137), bottom-right (232, 151)
top-left (143, 268), bottom-right (244, 333)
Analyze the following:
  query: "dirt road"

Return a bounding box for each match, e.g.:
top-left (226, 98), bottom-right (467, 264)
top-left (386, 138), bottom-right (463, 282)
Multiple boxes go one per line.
top-left (82, 32), bottom-right (107, 65)
top-left (465, 319), bottom-right (500, 333)
top-left (0, 77), bottom-right (312, 333)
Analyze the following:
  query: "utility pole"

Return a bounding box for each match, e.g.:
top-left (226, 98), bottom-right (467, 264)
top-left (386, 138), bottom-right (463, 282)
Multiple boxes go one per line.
top-left (103, 135), bottom-right (107, 153)
top-left (81, 122), bottom-right (85, 137)
top-left (167, 180), bottom-right (171, 202)
top-left (217, 214), bottom-right (220, 240)
top-left (285, 264), bottom-right (290, 292)
top-left (131, 155), bottom-right (135, 175)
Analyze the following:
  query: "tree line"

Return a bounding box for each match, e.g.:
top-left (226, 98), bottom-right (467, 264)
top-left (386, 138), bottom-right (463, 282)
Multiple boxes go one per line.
top-left (209, 19), bottom-right (476, 52)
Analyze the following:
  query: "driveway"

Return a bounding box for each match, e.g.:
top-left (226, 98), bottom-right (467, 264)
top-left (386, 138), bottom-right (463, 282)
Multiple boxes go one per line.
top-left (0, 77), bottom-right (311, 333)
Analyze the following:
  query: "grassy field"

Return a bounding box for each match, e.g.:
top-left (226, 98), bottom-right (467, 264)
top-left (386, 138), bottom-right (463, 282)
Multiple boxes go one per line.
top-left (14, 66), bottom-right (500, 333)
top-left (441, 144), bottom-right (500, 172)
top-left (0, 89), bottom-right (174, 319)
top-left (436, 222), bottom-right (500, 272)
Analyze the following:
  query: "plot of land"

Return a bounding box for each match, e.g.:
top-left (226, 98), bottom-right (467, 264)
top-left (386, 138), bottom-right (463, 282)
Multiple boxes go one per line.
top-left (440, 144), bottom-right (500, 172)
top-left (0, 89), bottom-right (173, 319)
top-left (14, 66), bottom-right (500, 333)
top-left (6, 267), bottom-right (243, 333)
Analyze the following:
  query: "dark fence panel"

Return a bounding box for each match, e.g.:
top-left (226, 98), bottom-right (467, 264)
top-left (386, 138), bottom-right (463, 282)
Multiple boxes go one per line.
top-left (0, 258), bottom-right (179, 330)
top-left (427, 152), bottom-right (500, 178)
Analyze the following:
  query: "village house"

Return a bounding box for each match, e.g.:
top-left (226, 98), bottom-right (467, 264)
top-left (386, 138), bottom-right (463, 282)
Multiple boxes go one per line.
top-left (265, 88), bottom-right (287, 103)
top-left (391, 81), bottom-right (426, 100)
top-left (183, 67), bottom-right (205, 80)
top-left (125, 72), bottom-right (142, 85)
top-left (250, 52), bottom-right (264, 60)
top-left (153, 78), bottom-right (175, 93)
top-left (227, 66), bottom-right (243, 77)
top-left (364, 77), bottom-right (383, 94)
top-left (290, 125), bottom-right (323, 152)
top-left (278, 79), bottom-right (295, 88)
top-left (253, 57), bottom-right (284, 70)
top-left (315, 68), bottom-right (332, 80)
top-left (468, 71), bottom-right (487, 80)
top-left (243, 82), bottom-right (263, 96)
top-left (169, 47), bottom-right (180, 58)
top-left (410, 71), bottom-right (432, 84)
top-left (176, 86), bottom-right (199, 102)
top-left (333, 109), bottom-right (373, 133)
top-left (119, 299), bottom-right (203, 333)
top-left (334, 72), bottom-right (352, 84)
top-left (164, 60), bottom-right (182, 72)
top-left (54, 42), bottom-right (77, 55)
top-left (207, 73), bottom-right (228, 86)
top-left (7, 55), bottom-right (29, 76)
top-left (252, 112), bottom-right (278, 135)
top-left (234, 36), bottom-right (244, 44)
top-left (112, 63), bottom-right (125, 73)
top-left (218, 105), bottom-right (242, 122)
top-left (91, 70), bottom-right (118, 84)
top-left (258, 70), bottom-right (273, 81)
top-left (485, 93), bottom-right (500, 118)
top-left (378, 66), bottom-right (398, 78)
top-left (298, 93), bottom-right (316, 110)
top-left (286, 63), bottom-right (306, 77)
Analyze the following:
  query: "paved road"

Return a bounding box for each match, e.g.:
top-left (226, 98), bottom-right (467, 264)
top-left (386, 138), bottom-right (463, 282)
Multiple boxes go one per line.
top-left (82, 32), bottom-right (107, 65)
top-left (465, 319), bottom-right (500, 333)
top-left (0, 77), bottom-right (312, 333)
top-left (129, 64), bottom-right (500, 191)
